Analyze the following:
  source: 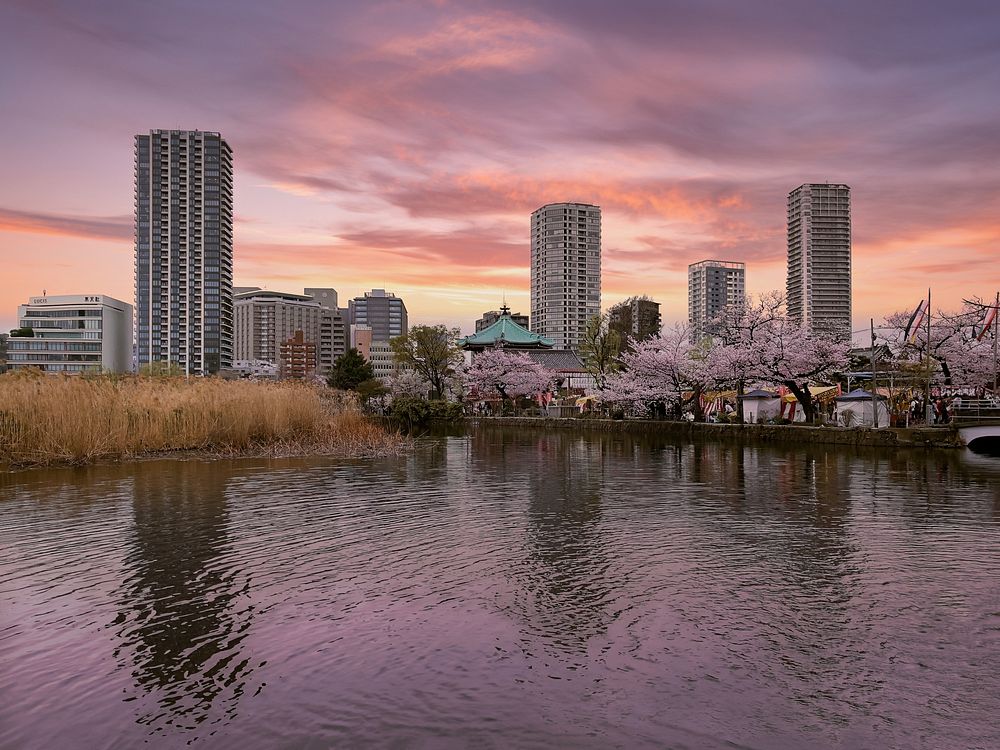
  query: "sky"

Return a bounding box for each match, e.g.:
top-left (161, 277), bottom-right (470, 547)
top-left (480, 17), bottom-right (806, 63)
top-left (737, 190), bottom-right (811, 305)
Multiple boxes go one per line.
top-left (1, 0), bottom-right (999, 338)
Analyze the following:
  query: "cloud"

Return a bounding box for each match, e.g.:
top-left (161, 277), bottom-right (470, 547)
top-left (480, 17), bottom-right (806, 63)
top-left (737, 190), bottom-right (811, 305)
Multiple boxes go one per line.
top-left (4, 0), bottom-right (1000, 334)
top-left (0, 207), bottom-right (132, 241)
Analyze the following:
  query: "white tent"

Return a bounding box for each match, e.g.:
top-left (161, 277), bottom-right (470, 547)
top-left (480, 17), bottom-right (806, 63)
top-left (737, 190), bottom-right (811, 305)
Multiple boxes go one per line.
top-left (835, 389), bottom-right (890, 428)
top-left (740, 390), bottom-right (781, 423)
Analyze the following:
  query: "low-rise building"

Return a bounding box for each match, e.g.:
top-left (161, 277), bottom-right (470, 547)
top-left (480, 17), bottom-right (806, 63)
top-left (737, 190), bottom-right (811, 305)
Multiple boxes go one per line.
top-left (368, 341), bottom-right (395, 382)
top-left (8, 294), bottom-right (133, 373)
top-left (229, 360), bottom-right (279, 379)
top-left (352, 324), bottom-right (373, 361)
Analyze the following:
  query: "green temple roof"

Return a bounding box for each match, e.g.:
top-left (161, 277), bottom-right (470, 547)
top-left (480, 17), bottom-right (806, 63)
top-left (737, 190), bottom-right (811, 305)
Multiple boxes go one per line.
top-left (458, 307), bottom-right (554, 351)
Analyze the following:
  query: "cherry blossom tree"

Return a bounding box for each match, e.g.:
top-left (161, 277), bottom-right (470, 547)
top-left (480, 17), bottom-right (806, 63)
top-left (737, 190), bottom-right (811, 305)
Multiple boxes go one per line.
top-left (387, 368), bottom-right (429, 398)
top-left (754, 317), bottom-right (850, 422)
top-left (601, 324), bottom-right (724, 420)
top-left (881, 300), bottom-right (995, 389)
top-left (706, 291), bottom-right (785, 421)
top-left (463, 348), bottom-right (555, 406)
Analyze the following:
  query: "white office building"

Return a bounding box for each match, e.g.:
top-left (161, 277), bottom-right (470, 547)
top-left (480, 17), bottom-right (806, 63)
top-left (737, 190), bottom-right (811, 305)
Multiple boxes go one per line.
top-left (8, 294), bottom-right (133, 373)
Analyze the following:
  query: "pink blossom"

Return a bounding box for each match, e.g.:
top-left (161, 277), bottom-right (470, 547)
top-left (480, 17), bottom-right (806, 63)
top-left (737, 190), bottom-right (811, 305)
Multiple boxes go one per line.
top-left (463, 348), bottom-right (555, 401)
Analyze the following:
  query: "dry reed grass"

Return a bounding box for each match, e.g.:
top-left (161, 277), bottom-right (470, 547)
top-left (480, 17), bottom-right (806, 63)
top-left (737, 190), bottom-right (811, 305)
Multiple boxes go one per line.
top-left (0, 370), bottom-right (406, 467)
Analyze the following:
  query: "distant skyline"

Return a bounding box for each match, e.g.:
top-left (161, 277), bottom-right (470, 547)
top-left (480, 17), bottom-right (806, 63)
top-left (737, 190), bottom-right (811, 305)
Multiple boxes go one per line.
top-left (2, 0), bottom-right (999, 337)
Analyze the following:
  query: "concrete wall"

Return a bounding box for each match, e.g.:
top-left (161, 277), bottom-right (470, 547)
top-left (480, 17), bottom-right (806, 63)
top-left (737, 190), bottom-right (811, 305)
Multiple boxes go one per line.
top-left (465, 416), bottom-right (964, 449)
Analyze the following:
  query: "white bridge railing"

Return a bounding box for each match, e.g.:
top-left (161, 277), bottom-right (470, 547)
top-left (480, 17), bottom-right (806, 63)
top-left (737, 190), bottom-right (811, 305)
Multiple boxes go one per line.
top-left (952, 399), bottom-right (1000, 422)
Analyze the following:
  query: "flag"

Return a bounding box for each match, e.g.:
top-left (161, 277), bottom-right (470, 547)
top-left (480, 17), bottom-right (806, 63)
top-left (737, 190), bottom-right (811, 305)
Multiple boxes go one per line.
top-left (903, 299), bottom-right (926, 342)
top-left (977, 302), bottom-right (998, 342)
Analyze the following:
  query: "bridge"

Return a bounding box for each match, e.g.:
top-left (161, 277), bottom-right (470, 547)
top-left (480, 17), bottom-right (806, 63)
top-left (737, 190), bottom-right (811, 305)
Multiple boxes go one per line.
top-left (952, 399), bottom-right (1000, 447)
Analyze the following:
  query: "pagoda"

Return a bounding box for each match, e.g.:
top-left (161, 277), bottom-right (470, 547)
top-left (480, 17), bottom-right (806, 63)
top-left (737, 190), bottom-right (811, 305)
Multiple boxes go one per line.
top-left (458, 306), bottom-right (554, 353)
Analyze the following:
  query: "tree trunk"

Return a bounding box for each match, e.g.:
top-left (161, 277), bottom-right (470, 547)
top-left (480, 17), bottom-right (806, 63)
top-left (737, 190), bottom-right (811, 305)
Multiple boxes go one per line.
top-left (784, 381), bottom-right (815, 423)
top-left (736, 378), bottom-right (746, 424)
top-left (691, 387), bottom-right (705, 422)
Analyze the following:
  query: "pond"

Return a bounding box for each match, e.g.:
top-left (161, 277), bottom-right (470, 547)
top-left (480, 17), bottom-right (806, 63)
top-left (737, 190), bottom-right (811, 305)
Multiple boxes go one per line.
top-left (2, 427), bottom-right (999, 749)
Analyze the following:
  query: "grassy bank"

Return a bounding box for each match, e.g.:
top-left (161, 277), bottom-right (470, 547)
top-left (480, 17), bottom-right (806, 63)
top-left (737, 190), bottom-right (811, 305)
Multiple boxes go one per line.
top-left (0, 371), bottom-right (405, 468)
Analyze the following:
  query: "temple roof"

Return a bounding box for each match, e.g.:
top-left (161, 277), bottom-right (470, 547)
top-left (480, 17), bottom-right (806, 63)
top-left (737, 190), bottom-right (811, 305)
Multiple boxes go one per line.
top-left (523, 350), bottom-right (586, 372)
top-left (458, 307), bottom-right (554, 350)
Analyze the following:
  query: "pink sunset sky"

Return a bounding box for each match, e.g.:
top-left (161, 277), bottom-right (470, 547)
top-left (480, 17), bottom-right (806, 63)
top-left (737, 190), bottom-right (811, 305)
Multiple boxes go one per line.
top-left (1, 0), bottom-right (998, 338)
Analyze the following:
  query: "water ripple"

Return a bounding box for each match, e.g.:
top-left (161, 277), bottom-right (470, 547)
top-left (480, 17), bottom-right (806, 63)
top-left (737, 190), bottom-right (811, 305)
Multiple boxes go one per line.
top-left (2, 432), bottom-right (1000, 749)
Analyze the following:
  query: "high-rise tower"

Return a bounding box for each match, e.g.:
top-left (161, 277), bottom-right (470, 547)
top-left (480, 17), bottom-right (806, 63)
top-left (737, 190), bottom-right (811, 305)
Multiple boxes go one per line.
top-left (530, 202), bottom-right (601, 351)
top-left (786, 183), bottom-right (851, 339)
top-left (134, 129), bottom-right (234, 374)
top-left (688, 260), bottom-right (746, 339)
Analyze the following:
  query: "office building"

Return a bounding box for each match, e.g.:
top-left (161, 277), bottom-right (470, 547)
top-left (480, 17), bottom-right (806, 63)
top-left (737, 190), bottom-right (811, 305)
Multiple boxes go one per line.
top-left (688, 260), bottom-right (746, 339)
top-left (607, 296), bottom-right (661, 342)
top-left (0, 333), bottom-right (7, 373)
top-left (787, 183), bottom-right (852, 339)
top-left (7, 294), bottom-right (133, 373)
top-left (530, 202), bottom-right (601, 351)
top-left (348, 289), bottom-right (407, 342)
top-left (134, 129), bottom-right (234, 375)
top-left (476, 309), bottom-right (529, 333)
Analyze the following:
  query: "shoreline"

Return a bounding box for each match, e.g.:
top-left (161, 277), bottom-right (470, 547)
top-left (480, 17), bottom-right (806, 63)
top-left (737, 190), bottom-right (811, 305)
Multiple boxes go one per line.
top-left (1, 433), bottom-right (409, 473)
top-left (464, 416), bottom-right (965, 449)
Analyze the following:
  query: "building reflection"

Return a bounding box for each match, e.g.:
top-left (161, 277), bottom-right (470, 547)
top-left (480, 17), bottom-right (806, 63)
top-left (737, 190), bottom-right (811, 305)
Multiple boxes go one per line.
top-left (113, 460), bottom-right (255, 734)
top-left (495, 430), bottom-right (619, 653)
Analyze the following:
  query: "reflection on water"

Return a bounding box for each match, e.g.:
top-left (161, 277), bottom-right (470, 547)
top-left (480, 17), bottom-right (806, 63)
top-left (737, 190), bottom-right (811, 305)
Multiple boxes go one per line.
top-left (2, 429), bottom-right (1000, 749)
top-left (113, 461), bottom-right (259, 733)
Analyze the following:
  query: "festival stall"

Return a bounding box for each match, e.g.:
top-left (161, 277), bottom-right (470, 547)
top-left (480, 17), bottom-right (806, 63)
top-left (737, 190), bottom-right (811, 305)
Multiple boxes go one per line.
top-left (778, 385), bottom-right (841, 422)
top-left (834, 389), bottom-right (891, 428)
top-left (738, 390), bottom-right (781, 423)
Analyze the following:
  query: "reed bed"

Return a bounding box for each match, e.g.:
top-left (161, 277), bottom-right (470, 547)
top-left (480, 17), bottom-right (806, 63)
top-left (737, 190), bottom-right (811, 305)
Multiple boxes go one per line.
top-left (0, 371), bottom-right (406, 467)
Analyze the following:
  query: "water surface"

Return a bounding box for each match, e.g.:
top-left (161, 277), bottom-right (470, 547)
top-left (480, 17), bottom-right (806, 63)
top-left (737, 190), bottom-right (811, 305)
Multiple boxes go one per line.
top-left (2, 428), bottom-right (999, 749)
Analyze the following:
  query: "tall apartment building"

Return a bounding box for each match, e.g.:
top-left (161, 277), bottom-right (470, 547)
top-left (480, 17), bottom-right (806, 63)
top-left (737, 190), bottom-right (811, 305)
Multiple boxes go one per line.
top-left (348, 289), bottom-right (407, 342)
top-left (530, 202), bottom-right (601, 351)
top-left (7, 294), bottom-right (133, 373)
top-left (607, 296), bottom-right (661, 342)
top-left (134, 129), bottom-right (234, 375)
top-left (476, 309), bottom-right (529, 333)
top-left (787, 183), bottom-right (852, 339)
top-left (688, 260), bottom-right (746, 339)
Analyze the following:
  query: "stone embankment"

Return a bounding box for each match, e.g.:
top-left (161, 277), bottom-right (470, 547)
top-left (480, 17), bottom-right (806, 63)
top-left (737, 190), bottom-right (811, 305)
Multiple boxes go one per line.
top-left (465, 417), bottom-right (965, 449)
